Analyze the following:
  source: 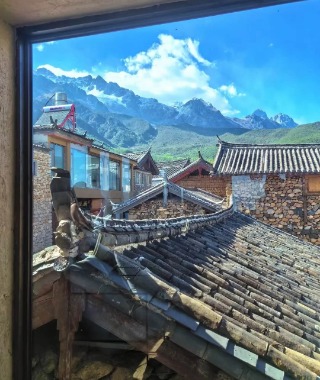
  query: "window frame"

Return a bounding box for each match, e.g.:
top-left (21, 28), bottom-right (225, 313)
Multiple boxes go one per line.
top-left (306, 174), bottom-right (320, 195)
top-left (15, 1), bottom-right (299, 379)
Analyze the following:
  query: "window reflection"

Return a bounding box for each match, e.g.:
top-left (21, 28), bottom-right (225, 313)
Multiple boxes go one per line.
top-left (71, 147), bottom-right (87, 186)
top-left (50, 143), bottom-right (65, 169)
top-left (87, 155), bottom-right (100, 188)
top-left (109, 160), bottom-right (120, 190)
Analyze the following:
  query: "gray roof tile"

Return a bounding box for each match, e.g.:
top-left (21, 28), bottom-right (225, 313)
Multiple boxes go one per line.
top-left (213, 141), bottom-right (320, 175)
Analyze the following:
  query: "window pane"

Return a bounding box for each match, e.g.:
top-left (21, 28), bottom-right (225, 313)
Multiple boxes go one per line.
top-left (122, 161), bottom-right (131, 193)
top-left (71, 148), bottom-right (87, 186)
top-left (87, 155), bottom-right (100, 188)
top-left (100, 153), bottom-right (110, 191)
top-left (50, 143), bottom-right (65, 169)
top-left (109, 160), bottom-right (120, 190)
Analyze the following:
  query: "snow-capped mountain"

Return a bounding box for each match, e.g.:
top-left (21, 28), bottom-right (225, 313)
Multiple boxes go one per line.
top-left (33, 68), bottom-right (299, 148)
top-left (232, 109), bottom-right (297, 130)
top-left (271, 113), bottom-right (298, 128)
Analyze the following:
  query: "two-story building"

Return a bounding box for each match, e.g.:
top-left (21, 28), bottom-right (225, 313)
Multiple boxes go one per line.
top-left (33, 93), bottom-right (137, 252)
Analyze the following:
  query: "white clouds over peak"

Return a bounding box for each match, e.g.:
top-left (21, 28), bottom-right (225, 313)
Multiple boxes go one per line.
top-left (103, 34), bottom-right (239, 115)
top-left (219, 83), bottom-right (246, 98)
top-left (37, 64), bottom-right (90, 78)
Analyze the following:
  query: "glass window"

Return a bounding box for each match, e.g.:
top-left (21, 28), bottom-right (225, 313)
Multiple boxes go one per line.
top-left (87, 155), bottom-right (100, 188)
top-left (122, 160), bottom-right (131, 193)
top-left (109, 160), bottom-right (120, 190)
top-left (71, 147), bottom-right (87, 186)
top-left (100, 153), bottom-right (110, 191)
top-left (135, 172), bottom-right (141, 185)
top-left (50, 143), bottom-right (65, 169)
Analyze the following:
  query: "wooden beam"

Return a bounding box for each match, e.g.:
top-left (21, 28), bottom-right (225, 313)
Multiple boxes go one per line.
top-left (53, 277), bottom-right (85, 380)
top-left (74, 341), bottom-right (133, 350)
top-left (84, 295), bottom-right (220, 380)
top-left (32, 291), bottom-right (55, 330)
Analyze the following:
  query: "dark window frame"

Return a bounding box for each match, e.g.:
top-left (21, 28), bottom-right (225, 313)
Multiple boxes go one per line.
top-left (14, 1), bottom-right (299, 379)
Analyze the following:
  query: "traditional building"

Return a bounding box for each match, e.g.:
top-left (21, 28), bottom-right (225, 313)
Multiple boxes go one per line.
top-left (155, 153), bottom-right (222, 198)
top-left (123, 148), bottom-right (159, 195)
top-left (33, 94), bottom-right (137, 216)
top-left (212, 140), bottom-right (320, 244)
top-left (112, 180), bottom-right (225, 219)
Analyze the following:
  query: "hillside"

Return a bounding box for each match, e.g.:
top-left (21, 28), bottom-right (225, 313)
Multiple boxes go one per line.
top-left (124, 122), bottom-right (320, 162)
top-left (220, 122), bottom-right (320, 145)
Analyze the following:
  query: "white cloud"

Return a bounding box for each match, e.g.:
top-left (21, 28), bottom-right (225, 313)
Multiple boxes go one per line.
top-left (219, 83), bottom-right (246, 98)
top-left (37, 64), bottom-right (90, 78)
top-left (36, 44), bottom-right (44, 52)
top-left (103, 34), bottom-right (238, 115)
top-left (35, 41), bottom-right (56, 52)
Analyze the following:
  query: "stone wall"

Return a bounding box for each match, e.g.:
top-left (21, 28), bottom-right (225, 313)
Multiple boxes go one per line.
top-left (128, 194), bottom-right (207, 220)
top-left (231, 173), bottom-right (320, 244)
top-left (176, 174), bottom-right (232, 200)
top-left (33, 146), bottom-right (53, 253)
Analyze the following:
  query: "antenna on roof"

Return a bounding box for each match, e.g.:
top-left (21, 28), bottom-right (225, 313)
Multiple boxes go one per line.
top-left (44, 93), bottom-right (55, 107)
top-left (217, 135), bottom-right (222, 142)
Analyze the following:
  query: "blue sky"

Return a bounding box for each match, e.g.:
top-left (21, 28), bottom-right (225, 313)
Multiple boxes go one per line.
top-left (33, 0), bottom-right (320, 124)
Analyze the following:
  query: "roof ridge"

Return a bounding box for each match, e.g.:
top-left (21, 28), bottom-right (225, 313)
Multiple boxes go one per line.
top-left (218, 140), bottom-right (320, 148)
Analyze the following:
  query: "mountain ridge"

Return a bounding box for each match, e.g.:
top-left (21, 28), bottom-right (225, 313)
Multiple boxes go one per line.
top-left (32, 68), bottom-right (312, 161)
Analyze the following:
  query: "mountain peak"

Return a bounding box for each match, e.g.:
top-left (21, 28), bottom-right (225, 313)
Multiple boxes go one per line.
top-left (252, 109), bottom-right (268, 119)
top-left (183, 98), bottom-right (218, 112)
top-left (271, 113), bottom-right (298, 128)
top-left (36, 67), bottom-right (57, 78)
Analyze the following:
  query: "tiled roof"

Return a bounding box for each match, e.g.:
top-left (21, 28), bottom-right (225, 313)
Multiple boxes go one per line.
top-left (169, 155), bottom-right (212, 181)
top-left (95, 208), bottom-right (231, 247)
top-left (156, 158), bottom-right (191, 178)
top-left (112, 181), bottom-right (224, 214)
top-left (33, 209), bottom-right (320, 378)
top-left (67, 212), bottom-right (320, 379)
top-left (34, 109), bottom-right (70, 128)
top-left (34, 124), bottom-right (90, 140)
top-left (213, 140), bottom-right (320, 175)
top-left (124, 148), bottom-right (159, 175)
top-left (185, 187), bottom-right (225, 204)
top-left (123, 151), bottom-right (147, 162)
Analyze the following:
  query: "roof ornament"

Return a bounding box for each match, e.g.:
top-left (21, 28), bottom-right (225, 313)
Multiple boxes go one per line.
top-left (49, 115), bottom-right (58, 127)
top-left (198, 151), bottom-right (204, 160)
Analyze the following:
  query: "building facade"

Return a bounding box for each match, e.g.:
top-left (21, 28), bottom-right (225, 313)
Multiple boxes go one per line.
top-left (212, 140), bottom-right (320, 244)
top-left (124, 149), bottom-right (159, 195)
top-left (33, 99), bottom-right (137, 216)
